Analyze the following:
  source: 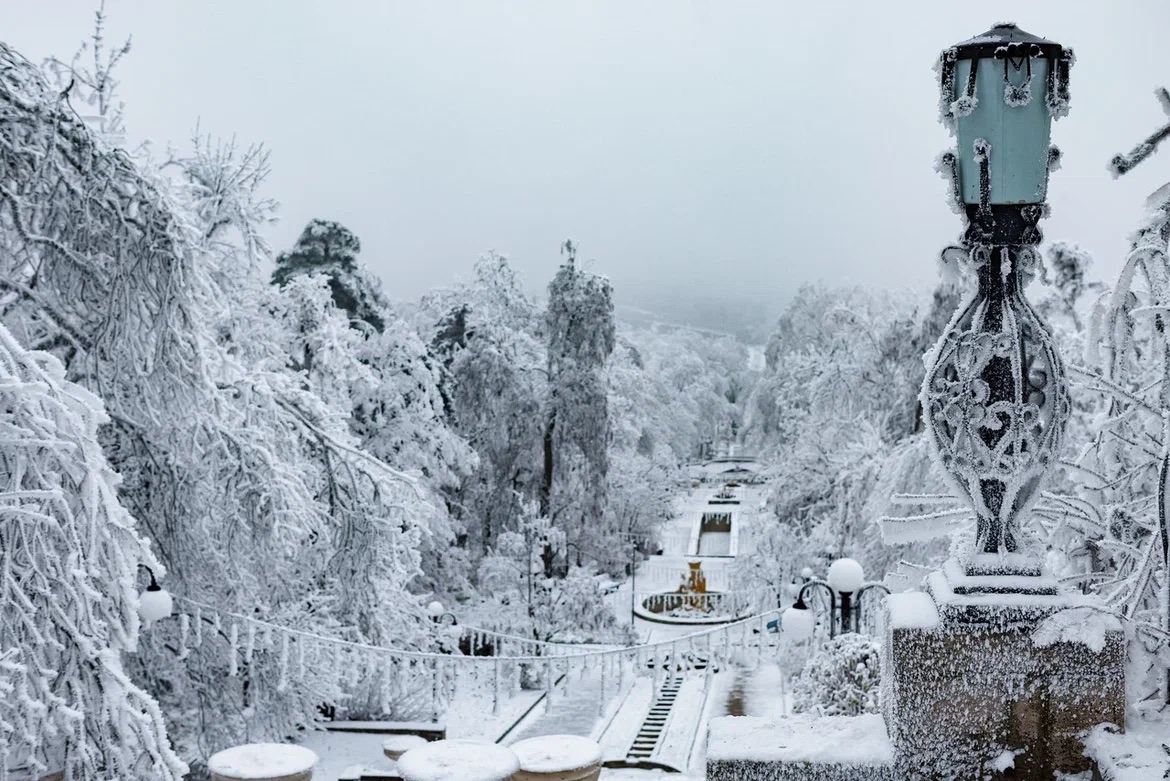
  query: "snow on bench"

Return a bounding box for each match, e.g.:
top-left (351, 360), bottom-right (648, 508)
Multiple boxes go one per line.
top-left (208, 743), bottom-right (318, 781)
top-left (396, 740), bottom-right (519, 781)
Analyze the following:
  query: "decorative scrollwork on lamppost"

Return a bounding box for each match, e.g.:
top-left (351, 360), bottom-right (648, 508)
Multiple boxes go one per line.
top-left (929, 23), bottom-right (1074, 577)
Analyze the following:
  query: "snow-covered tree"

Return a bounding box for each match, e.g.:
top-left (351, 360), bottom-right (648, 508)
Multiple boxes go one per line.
top-left (1043, 92), bottom-right (1170, 702)
top-left (543, 242), bottom-right (616, 567)
top-left (738, 284), bottom-right (954, 592)
top-left (422, 254), bottom-right (546, 556)
top-left (470, 507), bottom-right (633, 646)
top-left (0, 324), bottom-right (186, 780)
top-left (272, 219), bottom-right (390, 332)
top-left (0, 36), bottom-right (445, 763)
top-left (613, 325), bottom-right (756, 460)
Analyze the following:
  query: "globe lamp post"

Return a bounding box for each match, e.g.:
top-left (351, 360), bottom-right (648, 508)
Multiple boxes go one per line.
top-left (780, 558), bottom-right (889, 639)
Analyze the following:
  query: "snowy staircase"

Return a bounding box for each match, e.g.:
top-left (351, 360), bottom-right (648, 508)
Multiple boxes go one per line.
top-left (626, 675), bottom-right (681, 761)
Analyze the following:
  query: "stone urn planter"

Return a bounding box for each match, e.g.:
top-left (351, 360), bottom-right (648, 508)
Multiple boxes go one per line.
top-left (208, 743), bottom-right (318, 781)
top-left (510, 735), bottom-right (603, 781)
top-left (382, 734), bottom-right (429, 762)
top-left (397, 739), bottom-right (520, 781)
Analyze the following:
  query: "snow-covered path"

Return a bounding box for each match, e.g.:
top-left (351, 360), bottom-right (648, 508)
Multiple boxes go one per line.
top-left (304, 472), bottom-right (782, 780)
top-left (508, 669), bottom-right (610, 743)
top-left (595, 476), bottom-right (783, 774)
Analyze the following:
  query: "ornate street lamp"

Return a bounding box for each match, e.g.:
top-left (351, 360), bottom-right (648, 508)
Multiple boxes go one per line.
top-left (930, 23), bottom-right (1074, 576)
top-left (780, 558), bottom-right (888, 639)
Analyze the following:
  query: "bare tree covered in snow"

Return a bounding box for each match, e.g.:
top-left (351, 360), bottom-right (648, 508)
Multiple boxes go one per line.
top-left (0, 324), bottom-right (186, 780)
top-left (1044, 90), bottom-right (1170, 700)
top-left (739, 285), bottom-right (955, 593)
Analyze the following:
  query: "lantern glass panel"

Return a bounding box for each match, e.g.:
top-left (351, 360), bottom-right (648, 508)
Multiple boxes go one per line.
top-left (954, 57), bottom-right (1052, 205)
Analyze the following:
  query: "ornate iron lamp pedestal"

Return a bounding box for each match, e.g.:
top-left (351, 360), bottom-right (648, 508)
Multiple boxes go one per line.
top-left (927, 23), bottom-right (1074, 581)
top-left (876, 26), bottom-right (1125, 781)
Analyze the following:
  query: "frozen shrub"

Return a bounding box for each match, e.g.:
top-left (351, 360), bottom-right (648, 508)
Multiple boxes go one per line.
top-left (792, 633), bottom-right (881, 716)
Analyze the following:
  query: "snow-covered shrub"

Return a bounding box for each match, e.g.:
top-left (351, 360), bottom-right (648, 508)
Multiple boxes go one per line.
top-left (791, 633), bottom-right (881, 717)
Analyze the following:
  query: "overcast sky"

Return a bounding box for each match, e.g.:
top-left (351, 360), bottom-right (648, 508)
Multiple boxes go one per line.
top-left (6, 2), bottom-right (1170, 319)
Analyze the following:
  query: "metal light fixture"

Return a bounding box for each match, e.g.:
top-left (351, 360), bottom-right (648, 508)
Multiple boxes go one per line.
top-left (827, 558), bottom-right (865, 594)
top-left (780, 599), bottom-right (817, 641)
top-left (929, 23), bottom-right (1074, 575)
top-left (138, 565), bottom-right (173, 625)
top-left (426, 600), bottom-right (458, 628)
top-left (780, 558), bottom-right (888, 638)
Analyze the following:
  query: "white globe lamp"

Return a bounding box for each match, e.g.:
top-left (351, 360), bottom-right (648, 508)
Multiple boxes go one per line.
top-left (827, 558), bottom-right (865, 594)
top-left (138, 570), bottom-right (173, 626)
top-left (426, 600), bottom-right (445, 619)
top-left (780, 605), bottom-right (816, 641)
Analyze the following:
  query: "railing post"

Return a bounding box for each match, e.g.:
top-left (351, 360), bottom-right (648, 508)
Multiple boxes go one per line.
top-left (493, 657), bottom-right (500, 716)
top-left (599, 652), bottom-right (607, 717)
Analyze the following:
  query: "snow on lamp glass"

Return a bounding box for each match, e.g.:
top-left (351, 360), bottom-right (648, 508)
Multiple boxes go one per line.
top-left (426, 600), bottom-right (444, 618)
top-left (827, 558), bottom-right (865, 594)
top-left (781, 604), bottom-right (816, 641)
top-left (929, 24), bottom-right (1073, 574)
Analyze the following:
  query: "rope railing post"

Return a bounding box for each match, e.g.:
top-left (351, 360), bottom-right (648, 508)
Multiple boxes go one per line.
top-left (599, 652), bottom-right (607, 717)
top-left (492, 657), bottom-right (500, 716)
top-left (430, 658), bottom-right (439, 723)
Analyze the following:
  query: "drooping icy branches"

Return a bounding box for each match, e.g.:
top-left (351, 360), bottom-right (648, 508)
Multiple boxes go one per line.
top-left (0, 324), bottom-right (186, 780)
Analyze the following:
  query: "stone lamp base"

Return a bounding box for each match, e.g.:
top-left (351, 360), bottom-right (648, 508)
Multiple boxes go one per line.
top-left (881, 564), bottom-right (1126, 780)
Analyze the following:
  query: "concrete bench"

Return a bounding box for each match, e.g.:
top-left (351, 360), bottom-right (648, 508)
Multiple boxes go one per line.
top-left (208, 743), bottom-right (319, 781)
top-left (510, 735), bottom-right (603, 781)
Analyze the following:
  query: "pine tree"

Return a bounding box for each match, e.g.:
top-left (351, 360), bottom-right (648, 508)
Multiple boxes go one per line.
top-left (272, 219), bottom-right (389, 332)
top-left (543, 241), bottom-right (616, 570)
